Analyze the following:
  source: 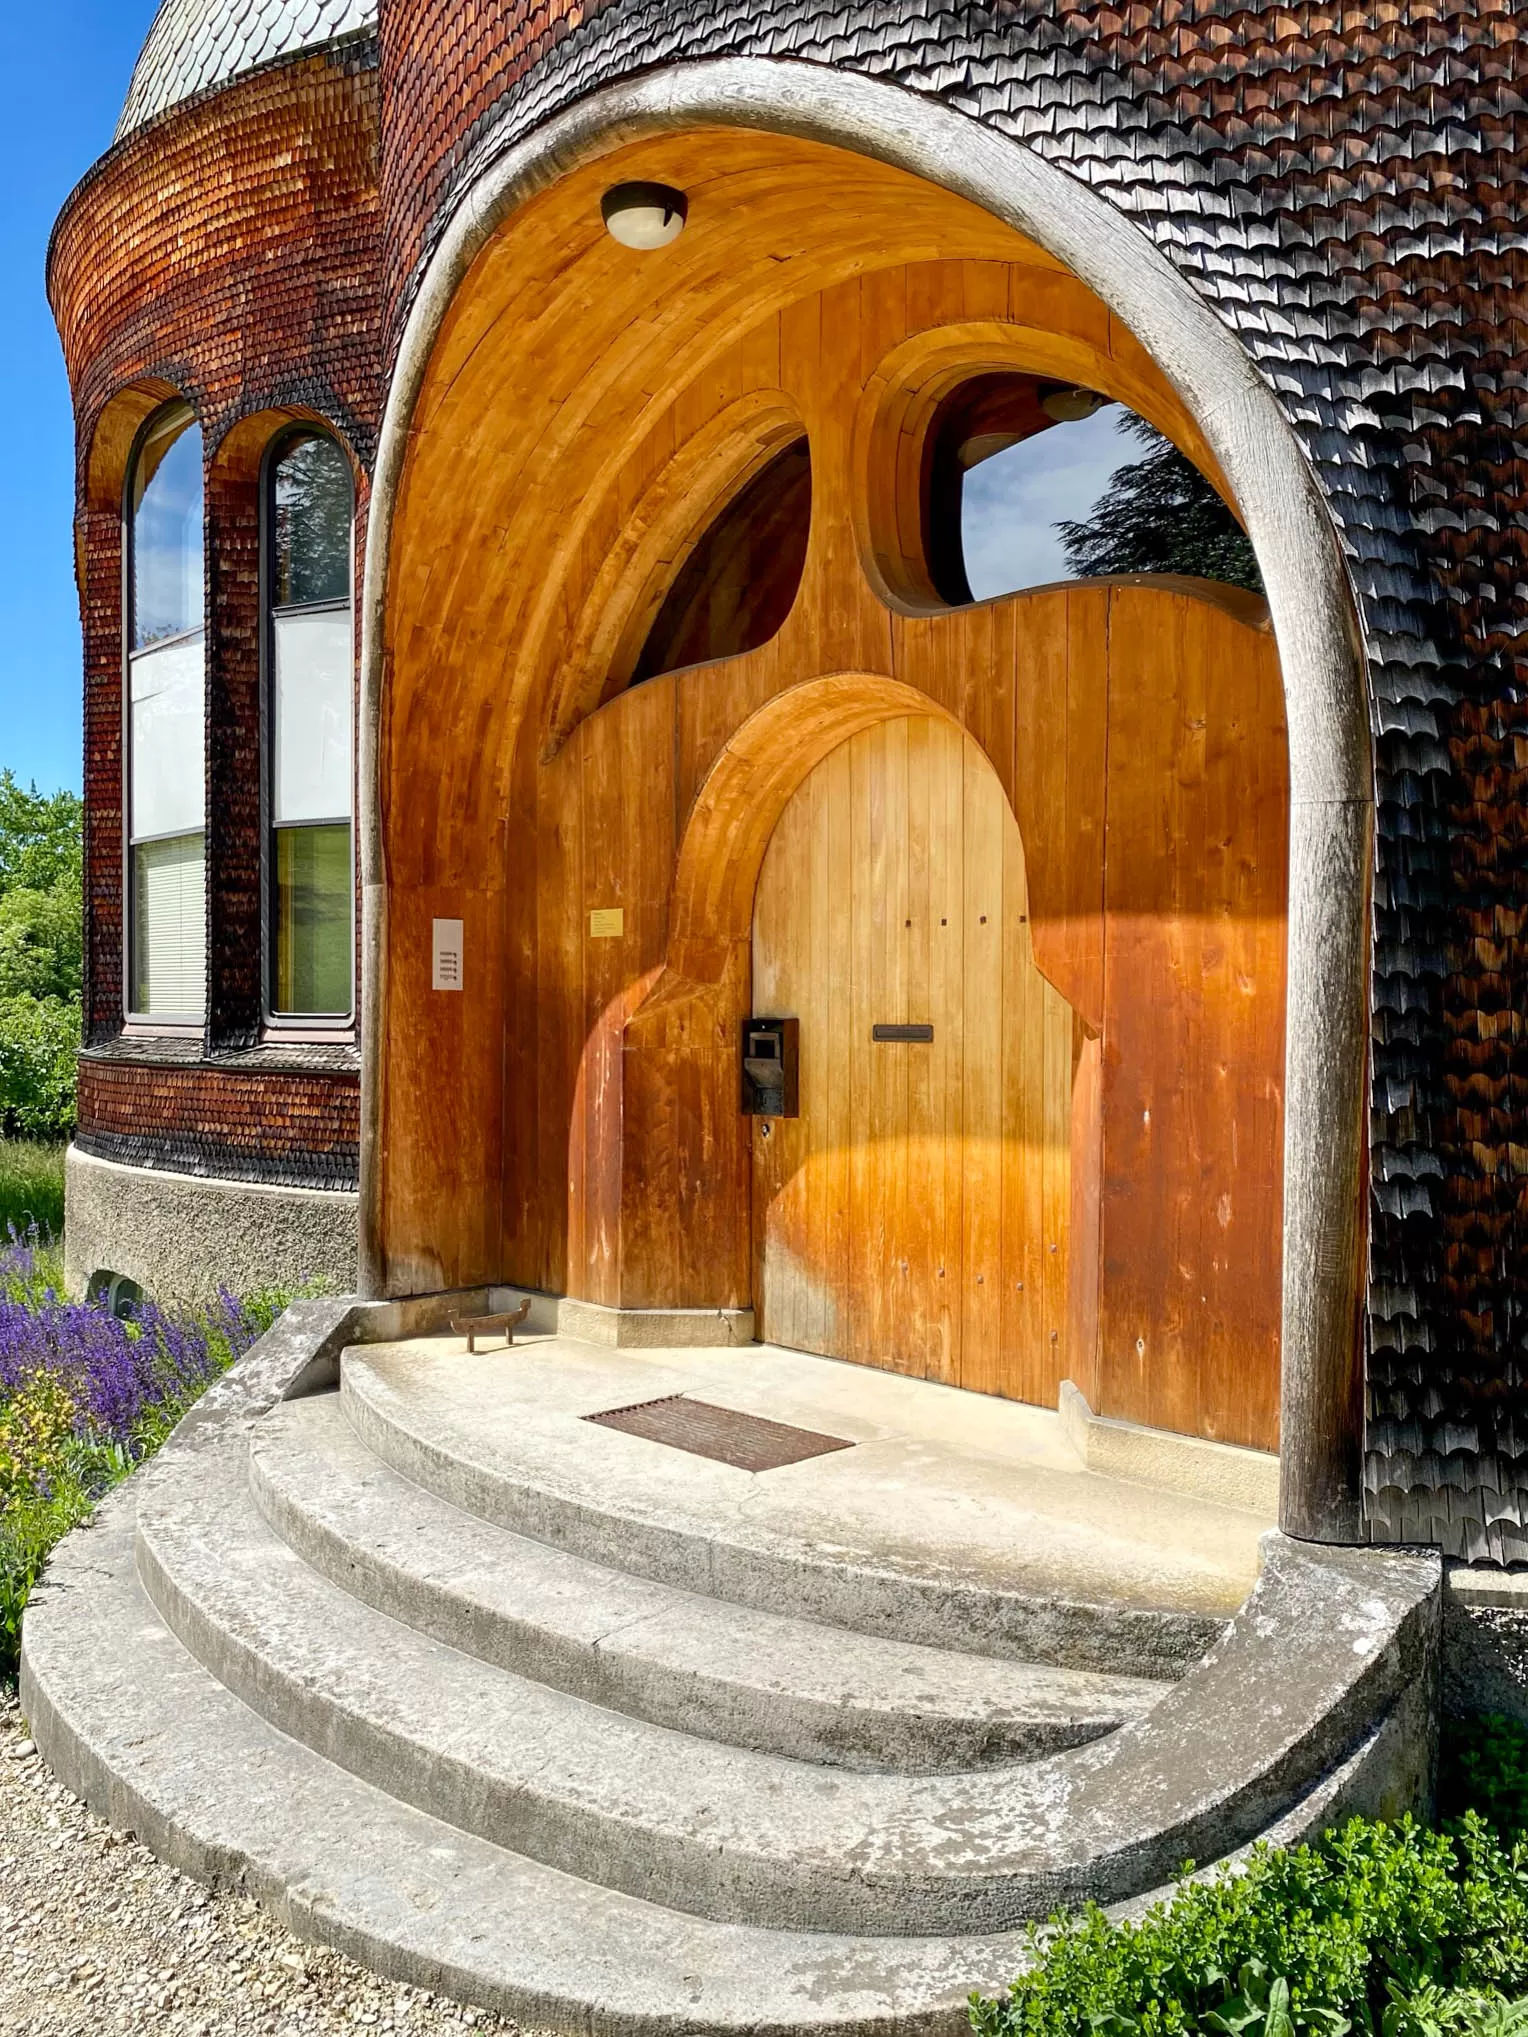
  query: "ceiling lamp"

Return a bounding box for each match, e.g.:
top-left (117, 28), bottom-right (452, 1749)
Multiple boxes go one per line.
top-left (601, 181), bottom-right (689, 250)
top-left (1041, 386), bottom-right (1112, 423)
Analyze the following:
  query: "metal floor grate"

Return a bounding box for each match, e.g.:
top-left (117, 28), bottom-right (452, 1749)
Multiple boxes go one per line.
top-left (582, 1395), bottom-right (854, 1473)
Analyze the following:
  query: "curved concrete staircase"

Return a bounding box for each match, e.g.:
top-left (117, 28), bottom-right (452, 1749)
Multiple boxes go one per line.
top-left (22, 1298), bottom-right (1442, 2037)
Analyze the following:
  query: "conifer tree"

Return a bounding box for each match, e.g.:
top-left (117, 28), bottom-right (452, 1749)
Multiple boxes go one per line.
top-left (1059, 413), bottom-right (1262, 592)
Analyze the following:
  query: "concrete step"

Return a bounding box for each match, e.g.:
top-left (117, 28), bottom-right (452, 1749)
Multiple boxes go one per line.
top-left (134, 1420), bottom-right (1438, 1938)
top-left (248, 1393), bottom-right (1168, 1773)
top-left (26, 1489), bottom-right (1029, 2037)
top-left (340, 1342), bottom-right (1254, 1678)
top-left (24, 1489), bottom-right (1428, 2037)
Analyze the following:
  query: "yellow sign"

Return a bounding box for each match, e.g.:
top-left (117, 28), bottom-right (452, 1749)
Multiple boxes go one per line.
top-left (589, 907), bottom-right (625, 939)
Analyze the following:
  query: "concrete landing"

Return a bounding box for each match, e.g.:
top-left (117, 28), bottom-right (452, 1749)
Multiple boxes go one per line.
top-left (344, 1334), bottom-right (1268, 1656)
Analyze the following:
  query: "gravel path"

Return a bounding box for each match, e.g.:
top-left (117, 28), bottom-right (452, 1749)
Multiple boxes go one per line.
top-left (0, 1689), bottom-right (537, 2037)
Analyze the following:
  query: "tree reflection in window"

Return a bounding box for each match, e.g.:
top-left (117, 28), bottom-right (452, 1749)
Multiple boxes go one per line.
top-left (273, 434), bottom-right (353, 607)
top-left (267, 433), bottom-right (354, 1020)
top-left (925, 374), bottom-right (1260, 605)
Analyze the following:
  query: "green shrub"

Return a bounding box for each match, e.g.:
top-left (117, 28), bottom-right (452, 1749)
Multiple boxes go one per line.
top-left (0, 1139), bottom-right (65, 1240)
top-left (0, 1460), bottom-right (97, 1674)
top-left (0, 996), bottom-right (79, 1139)
top-left (0, 773), bottom-right (83, 1141)
top-left (970, 1817), bottom-right (1528, 2037)
top-left (1441, 1715), bottom-right (1528, 1842)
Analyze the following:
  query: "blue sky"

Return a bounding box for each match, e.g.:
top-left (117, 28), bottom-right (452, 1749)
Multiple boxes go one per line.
top-left (0, 4), bottom-right (160, 798)
top-left (963, 406), bottom-right (1131, 602)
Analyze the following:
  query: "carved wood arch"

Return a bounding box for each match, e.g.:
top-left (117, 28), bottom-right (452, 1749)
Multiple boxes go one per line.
top-left (376, 127), bottom-right (1290, 1450)
top-left (542, 388), bottom-right (807, 754)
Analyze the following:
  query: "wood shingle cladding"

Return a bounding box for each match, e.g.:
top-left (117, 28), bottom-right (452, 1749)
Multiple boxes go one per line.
top-left (49, 44), bottom-right (381, 1197)
top-left (55, 0), bottom-right (1528, 1551)
top-left (117, 0), bottom-right (377, 138)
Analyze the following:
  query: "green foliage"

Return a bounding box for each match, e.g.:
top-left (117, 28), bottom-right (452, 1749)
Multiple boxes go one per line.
top-left (0, 771), bottom-right (82, 1140)
top-left (0, 1473), bottom-right (93, 1675)
top-left (1440, 1715), bottom-right (1528, 1841)
top-left (0, 1139), bottom-right (66, 1242)
top-left (0, 775), bottom-right (82, 898)
top-left (0, 998), bottom-right (80, 1140)
top-left (0, 882), bottom-right (83, 1003)
top-left (1059, 414), bottom-right (1264, 595)
top-left (969, 1814), bottom-right (1528, 2037)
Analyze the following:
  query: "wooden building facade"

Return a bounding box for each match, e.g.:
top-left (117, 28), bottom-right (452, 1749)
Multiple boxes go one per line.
top-left (52, 0), bottom-right (1528, 1560)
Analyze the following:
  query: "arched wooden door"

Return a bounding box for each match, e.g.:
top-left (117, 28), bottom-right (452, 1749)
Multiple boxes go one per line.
top-left (750, 714), bottom-right (1074, 1401)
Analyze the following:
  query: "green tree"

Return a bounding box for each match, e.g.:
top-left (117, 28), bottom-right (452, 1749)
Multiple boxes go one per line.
top-left (0, 773), bottom-right (83, 897)
top-left (0, 771), bottom-right (82, 1140)
top-left (1059, 413), bottom-right (1263, 593)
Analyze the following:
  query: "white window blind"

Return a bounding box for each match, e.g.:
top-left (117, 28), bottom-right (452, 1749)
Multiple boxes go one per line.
top-left (273, 607), bottom-right (353, 824)
top-left (133, 833), bottom-right (206, 1018)
top-left (130, 631), bottom-right (206, 840)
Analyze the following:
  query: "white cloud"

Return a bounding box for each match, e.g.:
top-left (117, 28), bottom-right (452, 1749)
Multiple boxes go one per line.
top-left (960, 406), bottom-right (1133, 601)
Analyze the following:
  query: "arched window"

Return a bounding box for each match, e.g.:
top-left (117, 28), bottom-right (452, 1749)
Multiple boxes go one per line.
top-left (924, 375), bottom-right (1261, 605)
top-left (127, 403), bottom-right (205, 1021)
top-left (267, 432), bottom-right (355, 1019)
top-left (630, 437), bottom-right (810, 684)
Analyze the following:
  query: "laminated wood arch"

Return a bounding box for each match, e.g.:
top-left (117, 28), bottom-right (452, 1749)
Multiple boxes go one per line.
top-left (545, 388), bottom-right (808, 752)
top-left (363, 63), bottom-right (1369, 1537)
top-left (666, 672), bottom-right (952, 982)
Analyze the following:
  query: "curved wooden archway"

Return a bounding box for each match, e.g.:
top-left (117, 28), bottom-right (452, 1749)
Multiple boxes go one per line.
top-left (371, 115), bottom-right (1311, 1463)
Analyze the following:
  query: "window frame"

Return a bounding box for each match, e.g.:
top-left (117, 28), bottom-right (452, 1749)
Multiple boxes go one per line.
top-left (121, 399), bottom-right (207, 1037)
top-left (259, 424), bottom-right (358, 1036)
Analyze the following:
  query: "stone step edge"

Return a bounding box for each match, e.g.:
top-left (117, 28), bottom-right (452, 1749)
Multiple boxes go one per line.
top-left (249, 1394), bottom-right (1167, 1774)
top-left (23, 1490), bottom-right (1012, 2037)
top-left (140, 1438), bottom-right (1147, 1937)
top-left (135, 1420), bottom-right (1441, 1937)
top-left (22, 1490), bottom-right (1423, 2037)
top-left (339, 1358), bottom-right (1224, 1680)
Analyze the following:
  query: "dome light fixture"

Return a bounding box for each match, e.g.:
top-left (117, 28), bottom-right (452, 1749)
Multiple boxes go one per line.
top-left (1040, 386), bottom-right (1112, 424)
top-left (601, 181), bottom-right (689, 251)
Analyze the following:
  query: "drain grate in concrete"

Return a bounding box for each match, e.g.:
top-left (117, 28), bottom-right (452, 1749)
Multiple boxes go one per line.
top-left (582, 1395), bottom-right (855, 1473)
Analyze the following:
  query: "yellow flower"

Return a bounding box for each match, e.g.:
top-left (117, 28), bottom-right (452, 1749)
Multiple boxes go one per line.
top-left (0, 1372), bottom-right (78, 1506)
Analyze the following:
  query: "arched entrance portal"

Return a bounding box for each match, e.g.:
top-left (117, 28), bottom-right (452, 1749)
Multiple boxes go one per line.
top-left (369, 111), bottom-right (1337, 1476)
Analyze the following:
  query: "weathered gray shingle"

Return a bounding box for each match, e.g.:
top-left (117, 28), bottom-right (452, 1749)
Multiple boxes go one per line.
top-left (117, 0), bottom-right (377, 139)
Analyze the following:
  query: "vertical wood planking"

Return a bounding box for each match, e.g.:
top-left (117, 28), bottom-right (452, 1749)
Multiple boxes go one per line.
top-left (1000, 796), bottom-right (1045, 1399)
top-left (1095, 589), bottom-right (1286, 1451)
top-left (957, 734), bottom-right (1007, 1394)
top-left (903, 714), bottom-right (941, 1377)
top-left (389, 211), bottom-right (1290, 1447)
top-left (753, 715), bottom-right (1068, 1398)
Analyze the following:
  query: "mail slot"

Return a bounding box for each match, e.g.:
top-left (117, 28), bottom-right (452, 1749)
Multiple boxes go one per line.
top-left (741, 1017), bottom-right (800, 1117)
top-left (872, 1023), bottom-right (935, 1044)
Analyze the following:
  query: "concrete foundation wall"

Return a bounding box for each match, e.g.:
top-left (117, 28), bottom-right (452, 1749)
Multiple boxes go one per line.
top-left (1444, 1570), bottom-right (1528, 1724)
top-left (65, 1145), bottom-right (358, 1305)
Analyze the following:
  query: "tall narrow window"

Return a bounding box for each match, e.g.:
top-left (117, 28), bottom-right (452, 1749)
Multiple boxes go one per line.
top-left (268, 433), bottom-right (354, 1019)
top-left (128, 403), bottom-right (206, 1020)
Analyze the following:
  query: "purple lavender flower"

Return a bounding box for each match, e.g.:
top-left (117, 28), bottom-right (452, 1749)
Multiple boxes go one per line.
top-left (0, 1230), bottom-right (35, 1290)
top-left (0, 1271), bottom-right (271, 1465)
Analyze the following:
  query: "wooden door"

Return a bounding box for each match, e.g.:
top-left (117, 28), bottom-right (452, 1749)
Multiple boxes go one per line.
top-left (751, 714), bottom-right (1073, 1401)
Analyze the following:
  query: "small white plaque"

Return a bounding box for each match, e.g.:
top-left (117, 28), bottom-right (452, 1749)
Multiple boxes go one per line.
top-left (589, 907), bottom-right (625, 939)
top-left (432, 918), bottom-right (464, 992)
